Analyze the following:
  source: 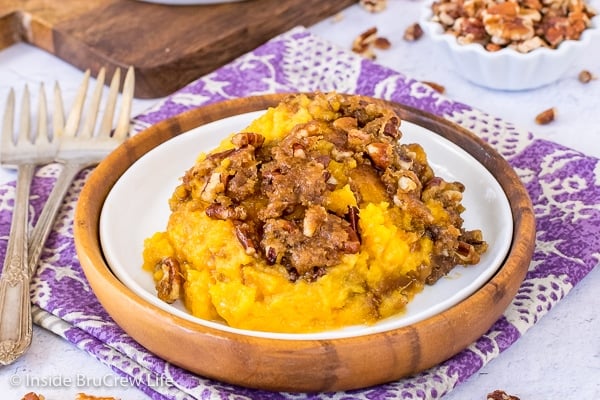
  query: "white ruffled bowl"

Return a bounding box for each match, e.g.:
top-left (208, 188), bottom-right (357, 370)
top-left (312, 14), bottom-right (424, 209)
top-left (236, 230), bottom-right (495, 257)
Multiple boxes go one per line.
top-left (419, 3), bottom-right (600, 91)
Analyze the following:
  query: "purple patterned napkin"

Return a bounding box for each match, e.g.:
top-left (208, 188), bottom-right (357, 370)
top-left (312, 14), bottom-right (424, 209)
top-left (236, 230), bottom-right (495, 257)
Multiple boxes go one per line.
top-left (1, 26), bottom-right (599, 400)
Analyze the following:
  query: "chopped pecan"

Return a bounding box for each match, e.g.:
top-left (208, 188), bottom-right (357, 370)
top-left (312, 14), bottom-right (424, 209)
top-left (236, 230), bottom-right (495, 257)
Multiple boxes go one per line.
top-left (454, 17), bottom-right (488, 44)
top-left (205, 203), bottom-right (247, 220)
top-left (430, 0), bottom-right (596, 52)
top-left (303, 205), bottom-right (328, 237)
top-left (397, 172), bottom-right (420, 194)
top-left (292, 143), bottom-right (307, 158)
top-left (578, 69), bottom-right (596, 83)
top-left (380, 116), bottom-right (400, 139)
top-left (422, 81), bottom-right (446, 94)
top-left (234, 221), bottom-right (260, 256)
top-left (352, 26), bottom-right (393, 59)
top-left (75, 394), bottom-right (120, 400)
top-left (487, 390), bottom-right (520, 400)
top-left (231, 132), bottom-right (265, 149)
top-left (200, 171), bottom-right (227, 202)
top-left (344, 206), bottom-right (361, 242)
top-left (333, 116), bottom-right (358, 132)
top-left (21, 394), bottom-right (45, 400)
top-left (155, 257), bottom-right (183, 304)
top-left (454, 240), bottom-right (480, 264)
top-left (374, 36), bottom-right (392, 49)
top-left (352, 26), bottom-right (378, 54)
top-left (342, 225), bottom-right (361, 253)
top-left (367, 142), bottom-right (394, 169)
top-left (403, 23), bottom-right (424, 41)
top-left (483, 4), bottom-right (536, 43)
top-left (535, 107), bottom-right (556, 125)
top-left (359, 0), bottom-right (387, 13)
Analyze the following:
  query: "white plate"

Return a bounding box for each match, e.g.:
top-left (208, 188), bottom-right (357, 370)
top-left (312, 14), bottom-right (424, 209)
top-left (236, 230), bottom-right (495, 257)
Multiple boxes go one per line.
top-left (100, 111), bottom-right (513, 340)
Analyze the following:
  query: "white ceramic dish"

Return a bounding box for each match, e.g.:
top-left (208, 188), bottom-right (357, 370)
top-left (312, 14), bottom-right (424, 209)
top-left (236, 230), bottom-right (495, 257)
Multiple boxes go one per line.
top-left (419, 1), bottom-right (600, 90)
top-left (100, 110), bottom-right (513, 341)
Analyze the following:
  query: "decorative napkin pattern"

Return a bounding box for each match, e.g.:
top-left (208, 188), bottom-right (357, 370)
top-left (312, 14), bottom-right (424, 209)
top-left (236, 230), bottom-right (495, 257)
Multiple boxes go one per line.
top-left (1, 26), bottom-right (599, 400)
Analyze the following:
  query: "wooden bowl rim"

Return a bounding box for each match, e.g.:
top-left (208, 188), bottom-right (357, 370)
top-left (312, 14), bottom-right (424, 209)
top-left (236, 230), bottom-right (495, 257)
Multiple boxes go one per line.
top-left (74, 93), bottom-right (536, 391)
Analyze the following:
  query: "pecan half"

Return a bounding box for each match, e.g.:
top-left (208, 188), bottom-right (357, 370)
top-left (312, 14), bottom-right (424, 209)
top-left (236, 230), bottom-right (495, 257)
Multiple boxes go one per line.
top-left (403, 23), bottom-right (424, 41)
top-left (155, 257), bottom-right (183, 304)
top-left (535, 107), bottom-right (556, 125)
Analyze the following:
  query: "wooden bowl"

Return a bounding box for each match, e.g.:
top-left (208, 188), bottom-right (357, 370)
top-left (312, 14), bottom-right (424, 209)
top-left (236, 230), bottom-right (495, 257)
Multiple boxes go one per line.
top-left (74, 94), bottom-right (536, 392)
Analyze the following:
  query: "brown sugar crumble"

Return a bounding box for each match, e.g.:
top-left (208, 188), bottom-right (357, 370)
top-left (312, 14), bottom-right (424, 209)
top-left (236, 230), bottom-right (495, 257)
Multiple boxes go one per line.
top-left (171, 92), bottom-right (488, 283)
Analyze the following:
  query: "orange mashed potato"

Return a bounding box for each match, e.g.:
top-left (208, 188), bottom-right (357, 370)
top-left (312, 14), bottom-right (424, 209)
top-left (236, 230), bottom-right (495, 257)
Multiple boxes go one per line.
top-left (142, 93), bottom-right (486, 333)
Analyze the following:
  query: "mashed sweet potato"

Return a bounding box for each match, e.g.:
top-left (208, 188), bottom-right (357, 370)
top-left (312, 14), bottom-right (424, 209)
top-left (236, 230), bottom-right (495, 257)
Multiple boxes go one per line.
top-left (142, 92), bottom-right (487, 333)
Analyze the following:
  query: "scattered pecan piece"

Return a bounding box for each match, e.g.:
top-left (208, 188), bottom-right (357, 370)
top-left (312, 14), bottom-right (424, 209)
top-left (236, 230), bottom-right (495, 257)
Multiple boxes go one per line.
top-left (352, 27), bottom-right (392, 58)
top-left (578, 69), bottom-right (596, 83)
top-left (352, 27), bottom-right (377, 52)
top-left (487, 390), bottom-right (520, 400)
top-left (535, 107), bottom-right (556, 125)
top-left (360, 0), bottom-right (387, 13)
top-left (422, 80), bottom-right (446, 94)
top-left (21, 394), bottom-right (45, 400)
top-left (352, 26), bottom-right (379, 59)
top-left (20, 393), bottom-right (118, 400)
top-left (75, 395), bottom-right (120, 400)
top-left (374, 36), bottom-right (392, 49)
top-left (403, 23), bottom-right (424, 41)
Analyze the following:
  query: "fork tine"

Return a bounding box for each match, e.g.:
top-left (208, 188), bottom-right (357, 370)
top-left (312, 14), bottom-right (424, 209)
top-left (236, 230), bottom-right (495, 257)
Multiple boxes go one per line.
top-left (53, 82), bottom-right (65, 140)
top-left (80, 67), bottom-right (106, 138)
top-left (19, 85), bottom-right (31, 144)
top-left (97, 68), bottom-right (121, 138)
top-left (36, 83), bottom-right (49, 146)
top-left (64, 69), bottom-right (91, 138)
top-left (113, 66), bottom-right (135, 139)
top-left (2, 89), bottom-right (15, 150)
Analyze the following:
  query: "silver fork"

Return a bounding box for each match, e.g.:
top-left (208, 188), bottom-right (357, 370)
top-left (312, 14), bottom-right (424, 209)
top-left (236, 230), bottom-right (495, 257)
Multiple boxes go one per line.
top-left (28, 66), bottom-right (135, 276)
top-left (0, 84), bottom-right (62, 365)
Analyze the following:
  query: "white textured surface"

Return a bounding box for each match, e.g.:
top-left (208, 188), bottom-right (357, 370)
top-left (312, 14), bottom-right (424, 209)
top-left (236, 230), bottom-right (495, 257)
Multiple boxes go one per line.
top-left (0, 1), bottom-right (598, 399)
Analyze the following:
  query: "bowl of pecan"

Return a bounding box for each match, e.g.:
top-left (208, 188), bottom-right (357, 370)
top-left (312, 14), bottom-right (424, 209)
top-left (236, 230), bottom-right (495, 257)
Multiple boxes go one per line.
top-left (420, 0), bottom-right (599, 90)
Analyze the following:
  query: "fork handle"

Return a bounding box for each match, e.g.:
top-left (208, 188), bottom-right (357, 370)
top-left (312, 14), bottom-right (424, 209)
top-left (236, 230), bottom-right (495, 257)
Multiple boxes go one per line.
top-left (0, 163), bottom-right (35, 365)
top-left (29, 162), bottom-right (84, 275)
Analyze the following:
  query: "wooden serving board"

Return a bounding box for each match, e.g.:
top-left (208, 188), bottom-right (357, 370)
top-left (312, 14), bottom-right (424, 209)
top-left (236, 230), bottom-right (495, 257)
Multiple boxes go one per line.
top-left (0, 0), bottom-right (356, 98)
